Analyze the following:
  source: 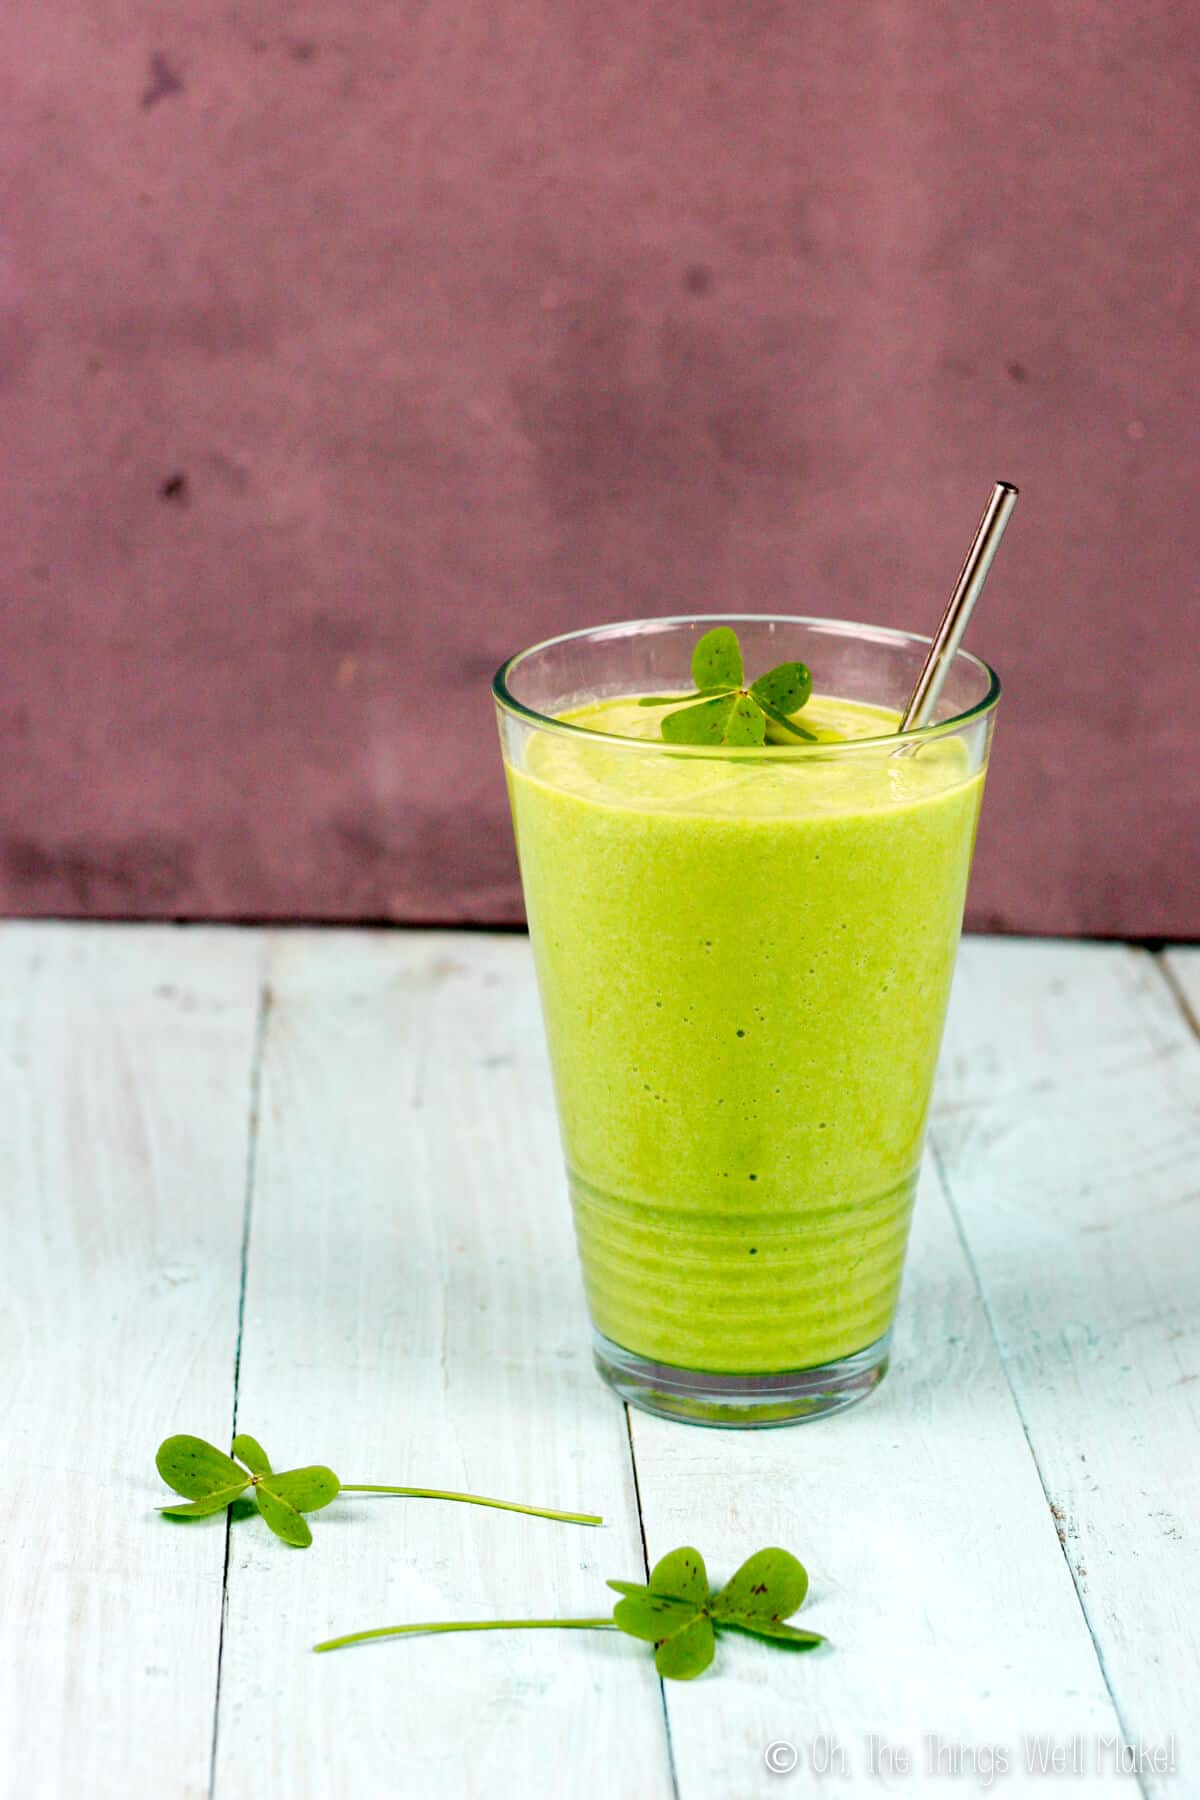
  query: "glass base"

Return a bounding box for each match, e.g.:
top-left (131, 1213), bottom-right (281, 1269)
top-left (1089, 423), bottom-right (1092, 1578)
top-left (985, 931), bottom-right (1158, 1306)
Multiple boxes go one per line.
top-left (592, 1328), bottom-right (892, 1428)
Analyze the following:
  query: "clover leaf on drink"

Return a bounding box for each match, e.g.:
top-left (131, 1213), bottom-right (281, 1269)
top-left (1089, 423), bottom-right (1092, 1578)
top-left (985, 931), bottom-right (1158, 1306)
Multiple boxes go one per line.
top-left (639, 626), bottom-right (817, 744)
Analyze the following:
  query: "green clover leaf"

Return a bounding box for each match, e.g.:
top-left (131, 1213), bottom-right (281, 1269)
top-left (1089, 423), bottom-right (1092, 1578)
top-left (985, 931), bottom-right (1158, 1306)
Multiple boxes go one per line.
top-left (660, 692), bottom-right (737, 744)
top-left (609, 1543), bottom-right (822, 1676)
top-left (721, 694), bottom-right (768, 745)
top-left (691, 626), bottom-right (744, 690)
top-left (231, 1433), bottom-right (272, 1475)
top-left (159, 1483), bottom-right (252, 1520)
top-left (651, 628), bottom-right (813, 746)
top-left (156, 1435), bottom-right (249, 1502)
top-left (155, 1431), bottom-right (601, 1549)
top-left (608, 1590), bottom-right (698, 1642)
top-left (315, 1542), bottom-right (826, 1677)
top-left (609, 1546), bottom-right (716, 1677)
top-left (760, 699), bottom-right (818, 742)
top-left (155, 1433), bottom-right (332, 1547)
top-left (659, 692), bottom-right (769, 747)
top-left (253, 1479), bottom-right (314, 1548)
top-left (654, 1612), bottom-right (716, 1679)
top-left (711, 1546), bottom-right (808, 1620)
top-left (710, 1547), bottom-right (822, 1648)
top-left (647, 1545), bottom-right (709, 1606)
top-left (750, 661), bottom-right (812, 718)
top-left (267, 1467), bottom-right (341, 1513)
top-left (723, 1616), bottom-right (826, 1648)
top-left (637, 688), bottom-right (729, 707)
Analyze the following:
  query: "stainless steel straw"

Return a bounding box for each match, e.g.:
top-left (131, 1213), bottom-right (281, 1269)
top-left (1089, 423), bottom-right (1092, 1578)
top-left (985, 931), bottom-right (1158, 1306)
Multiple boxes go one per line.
top-left (898, 480), bottom-right (1019, 733)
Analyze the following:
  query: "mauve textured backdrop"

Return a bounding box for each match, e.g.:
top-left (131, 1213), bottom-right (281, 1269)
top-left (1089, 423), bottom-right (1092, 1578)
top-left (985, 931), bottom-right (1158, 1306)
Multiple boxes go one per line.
top-left (1, 3), bottom-right (1196, 934)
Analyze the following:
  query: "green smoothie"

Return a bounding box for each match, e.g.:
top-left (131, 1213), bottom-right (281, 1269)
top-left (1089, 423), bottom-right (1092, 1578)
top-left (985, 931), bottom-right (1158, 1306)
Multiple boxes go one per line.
top-left (506, 694), bottom-right (983, 1375)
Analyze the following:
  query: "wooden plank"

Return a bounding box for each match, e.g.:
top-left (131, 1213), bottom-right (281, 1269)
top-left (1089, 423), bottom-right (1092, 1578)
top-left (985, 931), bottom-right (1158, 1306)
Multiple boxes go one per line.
top-left (1163, 947), bottom-right (1200, 1035)
top-left (629, 1147), bottom-right (1130, 1797)
top-left (0, 924), bottom-right (263, 1800)
top-left (211, 932), bottom-right (672, 1800)
top-left (930, 938), bottom-right (1200, 1794)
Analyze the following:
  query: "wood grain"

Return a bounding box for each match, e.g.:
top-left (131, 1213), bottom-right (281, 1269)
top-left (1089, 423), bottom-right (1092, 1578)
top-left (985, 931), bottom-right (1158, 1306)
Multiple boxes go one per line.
top-left (1163, 948), bottom-right (1200, 1037)
top-left (932, 939), bottom-right (1200, 1796)
top-left (210, 932), bottom-right (672, 1800)
top-left (629, 1155), bottom-right (1130, 1798)
top-left (0, 925), bottom-right (262, 1800)
top-left (3, 927), bottom-right (1194, 1799)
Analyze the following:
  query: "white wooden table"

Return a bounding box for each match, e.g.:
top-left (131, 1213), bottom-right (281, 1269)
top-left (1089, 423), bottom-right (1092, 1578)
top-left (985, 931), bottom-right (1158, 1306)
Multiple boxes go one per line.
top-left (2, 925), bottom-right (1197, 1799)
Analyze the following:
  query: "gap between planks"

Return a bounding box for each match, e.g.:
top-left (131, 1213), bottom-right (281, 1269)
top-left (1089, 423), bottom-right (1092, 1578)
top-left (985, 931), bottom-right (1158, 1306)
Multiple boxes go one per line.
top-left (926, 942), bottom-right (1200, 1800)
top-left (929, 940), bottom-right (1199, 1800)
top-left (207, 966), bottom-right (273, 1800)
top-left (206, 930), bottom-right (671, 1800)
top-left (926, 1131), bottom-right (1140, 1776)
top-left (623, 1401), bottom-right (681, 1800)
top-left (1158, 949), bottom-right (1200, 1042)
top-left (926, 948), bottom-right (1178, 1782)
top-left (199, 931), bottom-right (1196, 1800)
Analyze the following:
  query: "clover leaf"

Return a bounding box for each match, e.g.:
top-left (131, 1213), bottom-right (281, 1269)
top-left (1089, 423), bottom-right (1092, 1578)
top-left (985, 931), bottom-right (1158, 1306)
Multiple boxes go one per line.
top-left (641, 627), bottom-right (817, 744)
top-left (691, 625), bottom-right (744, 690)
top-left (315, 1543), bottom-right (826, 1679)
top-left (606, 1545), bottom-right (821, 1674)
top-left (710, 1547), bottom-right (823, 1647)
top-left (155, 1431), bottom-right (601, 1548)
top-left (609, 1546), bottom-right (717, 1677)
top-left (157, 1434), bottom-right (338, 1548)
top-left (661, 692), bottom-right (766, 748)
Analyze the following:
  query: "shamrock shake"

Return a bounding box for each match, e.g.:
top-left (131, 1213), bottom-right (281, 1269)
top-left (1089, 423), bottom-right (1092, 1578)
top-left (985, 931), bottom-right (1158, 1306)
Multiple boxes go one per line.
top-left (496, 617), bottom-right (998, 1423)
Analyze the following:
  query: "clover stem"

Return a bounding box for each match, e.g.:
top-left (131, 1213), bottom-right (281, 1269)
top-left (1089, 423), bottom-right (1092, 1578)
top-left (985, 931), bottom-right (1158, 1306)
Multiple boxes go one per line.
top-left (314, 1618), bottom-right (616, 1654)
top-left (338, 1485), bottom-right (602, 1527)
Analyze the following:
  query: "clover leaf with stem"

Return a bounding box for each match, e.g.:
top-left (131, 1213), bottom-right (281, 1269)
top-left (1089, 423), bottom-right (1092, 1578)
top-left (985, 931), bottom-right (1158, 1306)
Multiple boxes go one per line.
top-left (638, 625), bottom-right (817, 745)
top-left (313, 1543), bottom-right (826, 1680)
top-left (155, 1433), bottom-right (602, 1549)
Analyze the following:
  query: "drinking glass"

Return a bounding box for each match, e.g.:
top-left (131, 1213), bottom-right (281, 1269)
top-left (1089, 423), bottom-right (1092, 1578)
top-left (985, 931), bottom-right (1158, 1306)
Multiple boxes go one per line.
top-left (495, 616), bottom-right (999, 1425)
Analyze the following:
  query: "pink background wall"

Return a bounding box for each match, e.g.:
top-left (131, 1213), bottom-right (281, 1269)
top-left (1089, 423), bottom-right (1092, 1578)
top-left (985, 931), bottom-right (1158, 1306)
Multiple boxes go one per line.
top-left (2, 2), bottom-right (1196, 936)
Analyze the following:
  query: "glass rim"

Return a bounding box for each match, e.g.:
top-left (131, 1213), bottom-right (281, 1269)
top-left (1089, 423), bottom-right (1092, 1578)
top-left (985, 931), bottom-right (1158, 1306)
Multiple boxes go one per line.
top-left (492, 613), bottom-right (1001, 755)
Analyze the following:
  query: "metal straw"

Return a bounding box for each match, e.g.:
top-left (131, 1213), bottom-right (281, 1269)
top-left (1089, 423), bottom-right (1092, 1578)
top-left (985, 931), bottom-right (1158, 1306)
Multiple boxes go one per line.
top-left (898, 480), bottom-right (1019, 733)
